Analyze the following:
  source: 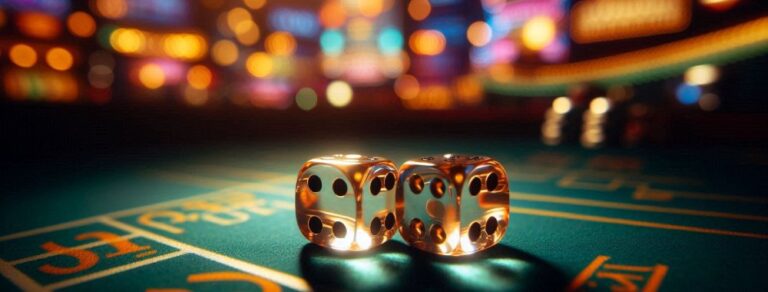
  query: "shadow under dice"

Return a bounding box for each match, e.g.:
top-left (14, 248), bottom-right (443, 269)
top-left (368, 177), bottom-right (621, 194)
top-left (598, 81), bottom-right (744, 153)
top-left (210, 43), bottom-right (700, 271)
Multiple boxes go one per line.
top-left (397, 154), bottom-right (510, 256)
top-left (296, 154), bottom-right (398, 251)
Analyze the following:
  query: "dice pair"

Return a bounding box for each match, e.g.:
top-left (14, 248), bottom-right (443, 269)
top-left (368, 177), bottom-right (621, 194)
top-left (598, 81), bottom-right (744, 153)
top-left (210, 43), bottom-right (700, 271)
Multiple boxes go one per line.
top-left (295, 154), bottom-right (509, 256)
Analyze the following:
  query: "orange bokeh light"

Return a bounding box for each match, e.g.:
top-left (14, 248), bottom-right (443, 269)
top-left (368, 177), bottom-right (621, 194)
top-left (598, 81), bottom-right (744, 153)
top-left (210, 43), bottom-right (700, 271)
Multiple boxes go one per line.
top-left (409, 30), bottom-right (446, 56)
top-left (243, 0), bottom-right (267, 10)
top-left (212, 40), bottom-right (239, 66)
top-left (467, 21), bottom-right (492, 47)
top-left (408, 0), bottom-right (431, 21)
top-left (17, 12), bottom-right (61, 39)
top-left (46, 47), bottom-right (75, 71)
top-left (0, 9), bottom-right (7, 28)
top-left (265, 32), bottom-right (297, 56)
top-left (9, 44), bottom-right (38, 68)
top-left (138, 63), bottom-right (166, 89)
top-left (246, 52), bottom-right (273, 78)
top-left (319, 0), bottom-right (347, 29)
top-left (394, 74), bottom-right (420, 100)
top-left (95, 0), bottom-right (128, 19)
top-left (67, 12), bottom-right (97, 38)
top-left (187, 65), bottom-right (213, 89)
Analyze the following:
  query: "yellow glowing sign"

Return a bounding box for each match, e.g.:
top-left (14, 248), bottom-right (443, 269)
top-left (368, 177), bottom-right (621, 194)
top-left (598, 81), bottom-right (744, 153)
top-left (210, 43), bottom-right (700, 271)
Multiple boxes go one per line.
top-left (571, 0), bottom-right (691, 44)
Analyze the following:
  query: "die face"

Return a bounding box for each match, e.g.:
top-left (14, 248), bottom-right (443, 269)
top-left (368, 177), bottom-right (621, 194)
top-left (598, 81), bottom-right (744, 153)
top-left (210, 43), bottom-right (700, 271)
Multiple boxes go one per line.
top-left (296, 154), bottom-right (398, 251)
top-left (397, 154), bottom-right (510, 256)
top-left (397, 163), bottom-right (460, 254)
top-left (458, 160), bottom-right (510, 254)
top-left (360, 162), bottom-right (399, 249)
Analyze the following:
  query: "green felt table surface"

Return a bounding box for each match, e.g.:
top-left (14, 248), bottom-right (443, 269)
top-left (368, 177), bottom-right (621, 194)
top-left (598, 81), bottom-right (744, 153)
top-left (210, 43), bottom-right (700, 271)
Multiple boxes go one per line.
top-left (1, 139), bottom-right (766, 291)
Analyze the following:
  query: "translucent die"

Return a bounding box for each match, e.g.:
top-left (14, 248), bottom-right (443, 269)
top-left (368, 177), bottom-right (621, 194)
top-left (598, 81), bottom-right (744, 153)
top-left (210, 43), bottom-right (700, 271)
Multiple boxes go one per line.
top-left (397, 154), bottom-right (509, 256)
top-left (296, 154), bottom-right (398, 251)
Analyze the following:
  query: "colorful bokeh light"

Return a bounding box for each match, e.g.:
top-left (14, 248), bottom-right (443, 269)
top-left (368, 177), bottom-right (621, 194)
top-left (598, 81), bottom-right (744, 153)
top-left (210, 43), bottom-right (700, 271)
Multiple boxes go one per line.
top-left (320, 30), bottom-right (345, 56)
top-left (9, 44), bottom-right (38, 68)
top-left (138, 63), bottom-right (166, 89)
top-left (521, 16), bottom-right (556, 51)
top-left (326, 80), bottom-right (353, 108)
top-left (409, 30), bottom-right (446, 56)
top-left (45, 47), bottom-right (74, 71)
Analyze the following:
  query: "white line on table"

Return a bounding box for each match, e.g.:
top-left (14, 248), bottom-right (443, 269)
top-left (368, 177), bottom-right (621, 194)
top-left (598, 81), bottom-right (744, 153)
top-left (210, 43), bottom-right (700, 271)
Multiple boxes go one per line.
top-left (98, 217), bottom-right (309, 291)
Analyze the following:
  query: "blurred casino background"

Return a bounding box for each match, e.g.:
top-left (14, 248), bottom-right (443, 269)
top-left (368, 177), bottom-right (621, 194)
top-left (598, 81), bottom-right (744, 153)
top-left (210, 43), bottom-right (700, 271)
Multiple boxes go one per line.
top-left (0, 0), bottom-right (767, 153)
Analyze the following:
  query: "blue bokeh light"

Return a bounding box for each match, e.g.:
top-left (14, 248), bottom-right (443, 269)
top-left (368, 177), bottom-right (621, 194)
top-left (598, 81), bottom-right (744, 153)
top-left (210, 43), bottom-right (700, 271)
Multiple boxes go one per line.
top-left (676, 83), bottom-right (702, 105)
top-left (320, 30), bottom-right (345, 56)
top-left (377, 27), bottom-right (403, 55)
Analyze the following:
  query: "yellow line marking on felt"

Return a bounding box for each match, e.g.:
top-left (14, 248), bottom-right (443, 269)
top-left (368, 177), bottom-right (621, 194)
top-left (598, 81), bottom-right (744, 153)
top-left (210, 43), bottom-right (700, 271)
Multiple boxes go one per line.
top-left (134, 250), bottom-right (158, 258)
top-left (510, 207), bottom-right (768, 239)
top-left (510, 192), bottom-right (768, 222)
top-left (0, 259), bottom-right (45, 291)
top-left (187, 271), bottom-right (281, 291)
top-left (0, 171), bottom-right (291, 242)
top-left (9, 234), bottom-right (142, 265)
top-left (0, 188), bottom-right (231, 242)
top-left (602, 264), bottom-right (654, 272)
top-left (149, 170), bottom-right (294, 196)
top-left (671, 190), bottom-right (768, 204)
top-left (43, 250), bottom-right (187, 290)
top-left (566, 169), bottom-right (703, 185)
top-left (98, 217), bottom-right (310, 291)
top-left (505, 164), bottom-right (704, 185)
top-left (181, 165), bottom-right (296, 183)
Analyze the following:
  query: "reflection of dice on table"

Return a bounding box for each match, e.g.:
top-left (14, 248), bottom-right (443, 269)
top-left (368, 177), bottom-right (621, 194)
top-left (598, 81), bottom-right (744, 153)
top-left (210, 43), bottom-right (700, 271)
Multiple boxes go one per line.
top-left (397, 154), bottom-right (510, 256)
top-left (295, 154), bottom-right (398, 251)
